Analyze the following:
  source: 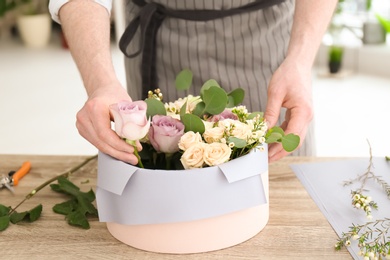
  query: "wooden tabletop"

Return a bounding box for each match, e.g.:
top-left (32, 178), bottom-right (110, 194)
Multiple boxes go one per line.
top-left (0, 155), bottom-right (352, 260)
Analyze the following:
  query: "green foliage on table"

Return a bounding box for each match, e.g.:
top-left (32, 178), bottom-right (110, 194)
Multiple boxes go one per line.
top-left (0, 203), bottom-right (42, 231)
top-left (50, 177), bottom-right (98, 229)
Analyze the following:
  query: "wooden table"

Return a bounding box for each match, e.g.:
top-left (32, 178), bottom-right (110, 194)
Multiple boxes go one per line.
top-left (0, 155), bottom-right (352, 259)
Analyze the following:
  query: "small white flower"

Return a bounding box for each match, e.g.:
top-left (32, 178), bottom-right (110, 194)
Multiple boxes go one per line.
top-left (355, 203), bottom-right (361, 208)
top-left (368, 252), bottom-right (375, 258)
top-left (366, 196), bottom-right (372, 203)
top-left (353, 194), bottom-right (361, 200)
top-left (364, 256), bottom-right (370, 260)
top-left (228, 142), bottom-right (235, 148)
top-left (367, 214), bottom-right (373, 220)
top-left (352, 234), bottom-right (359, 240)
top-left (345, 240), bottom-right (351, 246)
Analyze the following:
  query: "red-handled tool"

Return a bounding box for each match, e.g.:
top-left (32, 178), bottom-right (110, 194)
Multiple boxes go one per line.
top-left (0, 161), bottom-right (31, 193)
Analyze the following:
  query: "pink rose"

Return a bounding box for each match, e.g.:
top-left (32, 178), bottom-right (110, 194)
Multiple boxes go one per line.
top-left (207, 109), bottom-right (238, 122)
top-left (149, 115), bottom-right (185, 153)
top-left (109, 100), bottom-right (150, 141)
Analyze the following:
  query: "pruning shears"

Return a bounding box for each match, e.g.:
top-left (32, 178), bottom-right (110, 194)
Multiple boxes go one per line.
top-left (0, 161), bottom-right (31, 193)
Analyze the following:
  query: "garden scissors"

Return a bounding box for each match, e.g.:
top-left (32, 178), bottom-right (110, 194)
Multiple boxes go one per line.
top-left (0, 161), bottom-right (31, 193)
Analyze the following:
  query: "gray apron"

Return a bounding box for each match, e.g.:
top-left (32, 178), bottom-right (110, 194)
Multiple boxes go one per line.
top-left (122, 0), bottom-right (315, 156)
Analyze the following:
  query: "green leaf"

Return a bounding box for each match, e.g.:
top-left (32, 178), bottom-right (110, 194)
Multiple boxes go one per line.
top-left (281, 133), bottom-right (300, 152)
top-left (10, 204), bottom-right (42, 224)
top-left (51, 177), bottom-right (98, 229)
top-left (0, 204), bottom-right (10, 217)
top-left (191, 101), bottom-right (206, 117)
top-left (226, 96), bottom-right (235, 108)
top-left (53, 199), bottom-right (77, 215)
top-left (228, 137), bottom-right (247, 148)
top-left (200, 79), bottom-right (221, 97)
top-left (265, 132), bottom-right (283, 143)
top-left (179, 101), bottom-right (187, 118)
top-left (181, 114), bottom-right (205, 134)
top-left (247, 112), bottom-right (264, 120)
top-left (10, 211), bottom-right (27, 224)
top-left (175, 69), bottom-right (193, 90)
top-left (376, 13), bottom-right (390, 33)
top-left (145, 98), bottom-right (166, 118)
top-left (56, 177), bottom-right (80, 197)
top-left (0, 215), bottom-right (10, 231)
top-left (227, 88), bottom-right (245, 107)
top-left (203, 86), bottom-right (228, 115)
top-left (67, 210), bottom-right (90, 229)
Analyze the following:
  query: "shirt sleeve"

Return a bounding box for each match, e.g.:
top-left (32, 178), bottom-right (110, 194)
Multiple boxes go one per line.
top-left (48, 0), bottom-right (113, 24)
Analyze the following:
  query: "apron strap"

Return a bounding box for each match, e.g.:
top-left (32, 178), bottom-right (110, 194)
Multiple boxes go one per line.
top-left (119, 0), bottom-right (286, 99)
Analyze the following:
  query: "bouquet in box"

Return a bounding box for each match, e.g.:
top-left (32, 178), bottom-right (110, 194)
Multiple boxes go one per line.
top-left (109, 69), bottom-right (300, 170)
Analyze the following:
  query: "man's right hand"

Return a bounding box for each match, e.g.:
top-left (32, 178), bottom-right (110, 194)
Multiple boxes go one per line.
top-left (76, 83), bottom-right (142, 164)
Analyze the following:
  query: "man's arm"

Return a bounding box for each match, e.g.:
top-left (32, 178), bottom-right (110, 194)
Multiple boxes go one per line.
top-left (265, 0), bottom-right (338, 162)
top-left (58, 0), bottom-right (140, 164)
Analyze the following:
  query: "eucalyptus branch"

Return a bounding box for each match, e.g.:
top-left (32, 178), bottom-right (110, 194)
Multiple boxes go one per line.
top-left (9, 155), bottom-right (98, 215)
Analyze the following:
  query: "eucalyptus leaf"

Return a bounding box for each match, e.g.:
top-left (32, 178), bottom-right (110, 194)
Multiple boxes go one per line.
top-left (282, 133), bottom-right (300, 152)
top-left (203, 86), bottom-right (227, 115)
top-left (175, 69), bottom-right (193, 90)
top-left (228, 137), bottom-right (247, 148)
top-left (226, 96), bottom-right (235, 108)
top-left (247, 112), bottom-right (264, 120)
top-left (145, 98), bottom-right (166, 118)
top-left (0, 215), bottom-right (10, 231)
top-left (181, 114), bottom-right (205, 134)
top-left (200, 79), bottom-right (221, 97)
top-left (192, 101), bottom-right (206, 117)
top-left (227, 88), bottom-right (245, 107)
top-left (179, 101), bottom-right (187, 118)
top-left (265, 132), bottom-right (283, 143)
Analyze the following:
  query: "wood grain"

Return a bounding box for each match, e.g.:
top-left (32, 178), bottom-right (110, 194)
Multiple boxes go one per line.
top-left (0, 155), bottom-right (352, 259)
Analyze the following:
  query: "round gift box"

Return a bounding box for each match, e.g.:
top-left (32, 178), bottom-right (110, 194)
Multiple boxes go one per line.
top-left (96, 148), bottom-right (269, 254)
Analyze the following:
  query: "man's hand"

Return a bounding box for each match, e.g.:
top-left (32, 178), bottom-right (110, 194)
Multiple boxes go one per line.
top-left (76, 83), bottom-right (142, 164)
top-left (264, 57), bottom-right (314, 162)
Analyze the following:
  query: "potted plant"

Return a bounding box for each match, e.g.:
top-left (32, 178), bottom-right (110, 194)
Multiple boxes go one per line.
top-left (328, 45), bottom-right (344, 74)
top-left (16, 0), bottom-right (51, 48)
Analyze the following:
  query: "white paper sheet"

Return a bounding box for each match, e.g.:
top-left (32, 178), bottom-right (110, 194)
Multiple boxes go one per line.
top-left (290, 158), bottom-right (390, 259)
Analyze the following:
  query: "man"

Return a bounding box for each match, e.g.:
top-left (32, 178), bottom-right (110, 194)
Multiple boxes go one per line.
top-left (49, 0), bottom-right (337, 164)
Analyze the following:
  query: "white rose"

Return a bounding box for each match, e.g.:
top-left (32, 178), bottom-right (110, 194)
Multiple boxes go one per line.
top-left (180, 142), bottom-right (205, 169)
top-left (202, 120), bottom-right (215, 131)
top-left (203, 142), bottom-right (232, 167)
top-left (166, 111), bottom-right (181, 120)
top-left (178, 131), bottom-right (203, 151)
top-left (231, 121), bottom-right (252, 140)
top-left (203, 126), bottom-right (225, 144)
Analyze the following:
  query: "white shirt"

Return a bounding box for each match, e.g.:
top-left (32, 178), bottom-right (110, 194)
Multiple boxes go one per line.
top-left (48, 0), bottom-right (112, 23)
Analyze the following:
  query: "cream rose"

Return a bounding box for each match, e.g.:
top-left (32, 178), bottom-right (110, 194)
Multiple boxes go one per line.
top-left (230, 121), bottom-right (252, 140)
top-left (180, 142), bottom-right (205, 169)
top-left (203, 142), bottom-right (232, 167)
top-left (178, 131), bottom-right (203, 151)
top-left (203, 126), bottom-right (225, 144)
top-left (218, 119), bottom-right (251, 140)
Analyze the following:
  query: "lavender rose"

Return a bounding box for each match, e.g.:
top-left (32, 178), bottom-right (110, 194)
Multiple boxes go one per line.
top-left (207, 109), bottom-right (238, 123)
top-left (149, 115), bottom-right (185, 153)
top-left (109, 100), bottom-right (150, 141)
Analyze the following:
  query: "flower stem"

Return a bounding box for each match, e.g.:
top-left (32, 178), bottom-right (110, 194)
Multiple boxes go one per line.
top-left (9, 154), bottom-right (97, 215)
top-left (126, 139), bottom-right (144, 168)
top-left (165, 153), bottom-right (173, 170)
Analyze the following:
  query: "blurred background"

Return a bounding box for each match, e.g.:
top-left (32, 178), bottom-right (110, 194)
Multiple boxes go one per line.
top-left (1, 0), bottom-right (390, 158)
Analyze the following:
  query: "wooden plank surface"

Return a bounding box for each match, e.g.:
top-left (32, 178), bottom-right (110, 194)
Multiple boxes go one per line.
top-left (0, 155), bottom-right (352, 259)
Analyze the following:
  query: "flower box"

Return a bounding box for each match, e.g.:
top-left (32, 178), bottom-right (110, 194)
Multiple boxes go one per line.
top-left (96, 145), bottom-right (269, 254)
